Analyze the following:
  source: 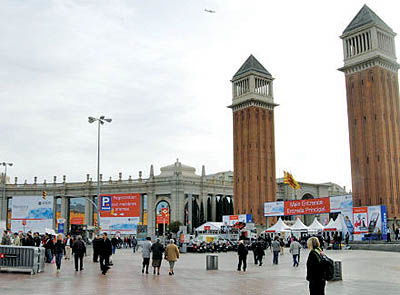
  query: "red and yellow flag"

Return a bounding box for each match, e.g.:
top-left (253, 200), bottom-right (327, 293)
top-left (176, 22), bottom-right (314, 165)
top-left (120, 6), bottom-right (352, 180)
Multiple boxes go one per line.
top-left (283, 171), bottom-right (301, 190)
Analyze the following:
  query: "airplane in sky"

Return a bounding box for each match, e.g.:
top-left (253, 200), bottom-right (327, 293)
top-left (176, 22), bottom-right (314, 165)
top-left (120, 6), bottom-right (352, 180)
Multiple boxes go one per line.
top-left (204, 9), bottom-right (216, 13)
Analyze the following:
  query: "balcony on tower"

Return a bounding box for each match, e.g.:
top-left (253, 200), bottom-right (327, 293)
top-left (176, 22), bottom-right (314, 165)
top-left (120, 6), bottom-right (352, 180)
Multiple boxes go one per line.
top-left (228, 54), bottom-right (278, 112)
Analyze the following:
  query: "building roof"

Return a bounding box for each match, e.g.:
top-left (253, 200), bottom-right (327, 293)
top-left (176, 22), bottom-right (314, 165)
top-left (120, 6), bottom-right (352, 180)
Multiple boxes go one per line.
top-left (343, 4), bottom-right (394, 34)
top-left (233, 54), bottom-right (271, 79)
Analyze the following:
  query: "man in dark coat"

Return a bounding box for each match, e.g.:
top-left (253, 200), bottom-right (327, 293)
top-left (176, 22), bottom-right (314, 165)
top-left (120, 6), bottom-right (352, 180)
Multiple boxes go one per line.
top-left (255, 241), bottom-right (265, 266)
top-left (237, 240), bottom-right (248, 272)
top-left (92, 235), bottom-right (102, 262)
top-left (99, 233), bottom-right (112, 275)
top-left (150, 238), bottom-right (164, 275)
top-left (71, 235), bottom-right (86, 271)
top-left (33, 232), bottom-right (41, 247)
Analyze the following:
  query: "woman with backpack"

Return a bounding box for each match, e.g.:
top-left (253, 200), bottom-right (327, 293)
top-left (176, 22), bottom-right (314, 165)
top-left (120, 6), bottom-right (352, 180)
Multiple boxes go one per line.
top-left (306, 237), bottom-right (326, 295)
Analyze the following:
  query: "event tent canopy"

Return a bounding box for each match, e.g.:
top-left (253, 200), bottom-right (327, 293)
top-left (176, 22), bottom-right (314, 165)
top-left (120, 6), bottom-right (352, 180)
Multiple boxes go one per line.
top-left (265, 218), bottom-right (291, 233)
top-left (291, 218), bottom-right (309, 232)
top-left (324, 218), bottom-right (343, 231)
top-left (195, 222), bottom-right (224, 231)
top-left (308, 218), bottom-right (324, 232)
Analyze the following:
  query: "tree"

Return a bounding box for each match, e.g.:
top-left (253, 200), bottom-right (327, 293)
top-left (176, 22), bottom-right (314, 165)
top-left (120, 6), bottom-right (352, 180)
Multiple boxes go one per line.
top-left (168, 221), bottom-right (183, 233)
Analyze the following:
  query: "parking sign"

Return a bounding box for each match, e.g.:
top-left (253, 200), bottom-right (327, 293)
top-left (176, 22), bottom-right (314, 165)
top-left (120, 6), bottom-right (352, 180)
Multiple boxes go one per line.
top-left (100, 196), bottom-right (112, 211)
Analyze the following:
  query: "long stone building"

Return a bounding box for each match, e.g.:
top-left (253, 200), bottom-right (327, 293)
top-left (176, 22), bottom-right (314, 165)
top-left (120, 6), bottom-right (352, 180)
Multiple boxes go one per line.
top-left (0, 159), bottom-right (347, 235)
top-left (339, 5), bottom-right (400, 217)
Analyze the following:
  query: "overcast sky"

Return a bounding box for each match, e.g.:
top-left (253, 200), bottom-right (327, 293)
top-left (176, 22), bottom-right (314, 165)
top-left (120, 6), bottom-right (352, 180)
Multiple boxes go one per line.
top-left (1, 0), bottom-right (399, 192)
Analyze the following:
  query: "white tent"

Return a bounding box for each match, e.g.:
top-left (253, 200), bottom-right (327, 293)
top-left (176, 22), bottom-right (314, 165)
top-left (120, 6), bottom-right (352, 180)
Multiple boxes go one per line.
top-left (265, 218), bottom-right (291, 233)
top-left (323, 219), bottom-right (336, 231)
top-left (324, 218), bottom-right (343, 231)
top-left (308, 218), bottom-right (324, 232)
top-left (291, 218), bottom-right (309, 232)
top-left (332, 215), bottom-right (345, 232)
top-left (195, 222), bottom-right (224, 232)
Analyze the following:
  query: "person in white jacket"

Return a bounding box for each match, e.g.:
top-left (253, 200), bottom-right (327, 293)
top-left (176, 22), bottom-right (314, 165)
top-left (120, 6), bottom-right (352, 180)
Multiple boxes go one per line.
top-left (289, 237), bottom-right (302, 267)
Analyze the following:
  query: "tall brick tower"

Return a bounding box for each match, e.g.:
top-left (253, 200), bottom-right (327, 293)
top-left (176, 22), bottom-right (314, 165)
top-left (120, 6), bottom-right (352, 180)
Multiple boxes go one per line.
top-left (339, 5), bottom-right (400, 217)
top-left (228, 55), bottom-right (278, 224)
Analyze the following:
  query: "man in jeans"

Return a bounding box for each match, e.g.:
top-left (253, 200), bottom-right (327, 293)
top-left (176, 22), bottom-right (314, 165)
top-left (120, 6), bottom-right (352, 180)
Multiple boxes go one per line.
top-left (237, 240), bottom-right (248, 272)
top-left (289, 237), bottom-right (302, 267)
top-left (141, 237), bottom-right (152, 274)
top-left (271, 237), bottom-right (281, 265)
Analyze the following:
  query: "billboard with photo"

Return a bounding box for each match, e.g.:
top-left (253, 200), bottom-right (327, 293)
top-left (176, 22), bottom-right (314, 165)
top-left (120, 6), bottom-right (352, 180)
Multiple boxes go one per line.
top-left (99, 193), bottom-right (141, 234)
top-left (222, 214), bottom-right (253, 226)
top-left (353, 207), bottom-right (368, 234)
top-left (11, 196), bottom-right (54, 234)
top-left (264, 201), bottom-right (284, 217)
top-left (329, 195), bottom-right (353, 212)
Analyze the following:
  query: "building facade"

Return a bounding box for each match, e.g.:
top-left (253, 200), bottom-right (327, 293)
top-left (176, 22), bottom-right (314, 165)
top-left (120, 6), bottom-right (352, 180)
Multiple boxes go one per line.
top-left (229, 55), bottom-right (278, 224)
top-left (339, 5), bottom-right (400, 217)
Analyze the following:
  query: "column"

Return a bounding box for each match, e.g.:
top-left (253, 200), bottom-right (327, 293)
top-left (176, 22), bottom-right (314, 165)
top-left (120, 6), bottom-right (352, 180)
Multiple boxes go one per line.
top-left (188, 194), bottom-right (193, 233)
top-left (60, 196), bottom-right (69, 232)
top-left (202, 194), bottom-right (208, 222)
top-left (147, 191), bottom-right (156, 237)
top-left (211, 194), bottom-right (216, 221)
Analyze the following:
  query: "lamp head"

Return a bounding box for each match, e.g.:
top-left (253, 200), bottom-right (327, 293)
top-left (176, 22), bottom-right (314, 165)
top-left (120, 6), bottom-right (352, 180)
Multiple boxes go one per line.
top-left (99, 116), bottom-right (105, 120)
top-left (88, 117), bottom-right (96, 123)
top-left (104, 118), bottom-right (112, 123)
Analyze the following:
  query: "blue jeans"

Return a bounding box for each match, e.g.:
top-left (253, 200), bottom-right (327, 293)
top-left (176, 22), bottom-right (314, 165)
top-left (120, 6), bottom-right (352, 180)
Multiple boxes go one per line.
top-left (292, 254), bottom-right (299, 267)
top-left (55, 253), bottom-right (63, 269)
top-left (112, 246), bottom-right (116, 254)
top-left (273, 251), bottom-right (279, 264)
top-left (46, 249), bottom-right (53, 263)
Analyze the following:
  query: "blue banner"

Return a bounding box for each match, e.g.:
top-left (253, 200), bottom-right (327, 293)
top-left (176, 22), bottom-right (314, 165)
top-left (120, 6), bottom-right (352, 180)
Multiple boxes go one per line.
top-left (381, 205), bottom-right (388, 240)
top-left (58, 223), bottom-right (65, 234)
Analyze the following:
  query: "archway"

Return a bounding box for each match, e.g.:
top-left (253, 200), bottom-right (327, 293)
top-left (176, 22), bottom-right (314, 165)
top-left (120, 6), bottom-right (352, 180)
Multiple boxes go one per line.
top-left (155, 200), bottom-right (170, 236)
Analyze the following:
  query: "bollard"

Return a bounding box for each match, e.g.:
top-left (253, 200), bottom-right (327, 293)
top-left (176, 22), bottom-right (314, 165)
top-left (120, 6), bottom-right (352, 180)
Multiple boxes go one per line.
top-left (332, 261), bottom-right (342, 281)
top-left (206, 254), bottom-right (218, 270)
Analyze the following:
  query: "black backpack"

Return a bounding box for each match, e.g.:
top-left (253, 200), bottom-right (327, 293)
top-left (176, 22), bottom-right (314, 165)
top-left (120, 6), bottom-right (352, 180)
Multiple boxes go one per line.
top-left (318, 251), bottom-right (335, 281)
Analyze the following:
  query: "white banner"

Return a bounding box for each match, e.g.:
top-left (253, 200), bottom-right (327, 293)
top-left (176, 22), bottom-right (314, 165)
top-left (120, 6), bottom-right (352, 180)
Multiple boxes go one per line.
top-left (329, 195), bottom-right (353, 212)
top-left (100, 216), bottom-right (139, 234)
top-left (11, 196), bottom-right (54, 234)
top-left (264, 201), bottom-right (284, 216)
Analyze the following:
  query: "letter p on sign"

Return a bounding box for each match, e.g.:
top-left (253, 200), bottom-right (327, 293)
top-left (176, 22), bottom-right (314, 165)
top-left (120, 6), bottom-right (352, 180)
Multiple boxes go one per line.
top-left (101, 196), bottom-right (112, 211)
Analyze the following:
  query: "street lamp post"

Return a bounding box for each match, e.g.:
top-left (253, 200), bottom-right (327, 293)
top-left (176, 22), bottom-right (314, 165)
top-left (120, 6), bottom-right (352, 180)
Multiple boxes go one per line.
top-left (1, 162), bottom-right (13, 224)
top-left (88, 116), bottom-right (112, 233)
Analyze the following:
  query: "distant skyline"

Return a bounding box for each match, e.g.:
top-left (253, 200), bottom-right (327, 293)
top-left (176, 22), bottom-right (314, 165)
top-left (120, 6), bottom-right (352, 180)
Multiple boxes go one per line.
top-left (1, 1), bottom-right (399, 192)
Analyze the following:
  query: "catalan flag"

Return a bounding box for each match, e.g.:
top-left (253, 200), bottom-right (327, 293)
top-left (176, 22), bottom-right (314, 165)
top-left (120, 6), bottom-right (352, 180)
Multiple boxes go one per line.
top-left (283, 171), bottom-right (301, 190)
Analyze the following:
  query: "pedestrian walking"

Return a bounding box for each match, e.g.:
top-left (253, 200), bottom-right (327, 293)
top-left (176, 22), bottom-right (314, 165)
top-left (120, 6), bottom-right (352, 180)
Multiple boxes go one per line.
top-left (279, 237), bottom-right (285, 255)
top-left (132, 235), bottom-right (138, 253)
top-left (250, 241), bottom-right (258, 264)
top-left (64, 234), bottom-right (72, 260)
top-left (99, 233), bottom-right (112, 275)
top-left (345, 232), bottom-right (350, 245)
top-left (271, 237), bottom-right (281, 265)
top-left (237, 240), bottom-right (248, 272)
top-left (306, 237), bottom-right (326, 295)
top-left (44, 234), bottom-right (55, 263)
top-left (33, 232), bottom-right (41, 247)
top-left (1, 230), bottom-right (11, 245)
top-left (72, 235), bottom-right (86, 271)
top-left (387, 227), bottom-right (392, 242)
top-left (255, 241), bottom-right (265, 266)
top-left (12, 233), bottom-right (20, 246)
top-left (141, 237), bottom-right (152, 274)
top-left (54, 234), bottom-right (65, 272)
top-left (289, 237), bottom-right (302, 267)
top-left (92, 235), bottom-right (102, 263)
top-left (151, 238), bottom-right (164, 275)
top-left (111, 235), bottom-right (118, 255)
top-left (165, 239), bottom-right (180, 275)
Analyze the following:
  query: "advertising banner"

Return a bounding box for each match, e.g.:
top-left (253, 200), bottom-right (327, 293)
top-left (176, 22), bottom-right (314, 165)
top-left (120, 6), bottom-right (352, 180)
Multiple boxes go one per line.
top-left (264, 201), bottom-right (284, 217)
top-left (284, 198), bottom-right (330, 215)
top-left (99, 193), bottom-right (141, 234)
top-left (381, 205), bottom-right (388, 240)
top-left (330, 195), bottom-right (353, 212)
top-left (341, 208), bottom-right (354, 234)
top-left (222, 214), bottom-right (253, 226)
top-left (353, 207), bottom-right (368, 234)
top-left (100, 217), bottom-right (140, 234)
top-left (11, 196), bottom-right (54, 234)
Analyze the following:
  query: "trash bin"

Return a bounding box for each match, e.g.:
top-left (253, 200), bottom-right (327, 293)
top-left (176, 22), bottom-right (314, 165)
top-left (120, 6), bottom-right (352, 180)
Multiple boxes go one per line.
top-left (332, 261), bottom-right (342, 281)
top-left (180, 244), bottom-right (187, 253)
top-left (206, 254), bottom-right (218, 270)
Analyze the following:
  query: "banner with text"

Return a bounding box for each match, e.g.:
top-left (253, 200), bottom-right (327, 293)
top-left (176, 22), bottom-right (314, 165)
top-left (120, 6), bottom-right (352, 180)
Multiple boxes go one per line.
top-left (99, 193), bottom-right (141, 234)
top-left (264, 195), bottom-right (353, 216)
top-left (11, 196), bottom-right (54, 234)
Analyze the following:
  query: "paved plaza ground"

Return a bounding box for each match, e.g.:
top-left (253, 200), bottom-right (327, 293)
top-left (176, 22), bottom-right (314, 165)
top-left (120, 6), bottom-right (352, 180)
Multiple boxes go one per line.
top-left (0, 248), bottom-right (399, 295)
